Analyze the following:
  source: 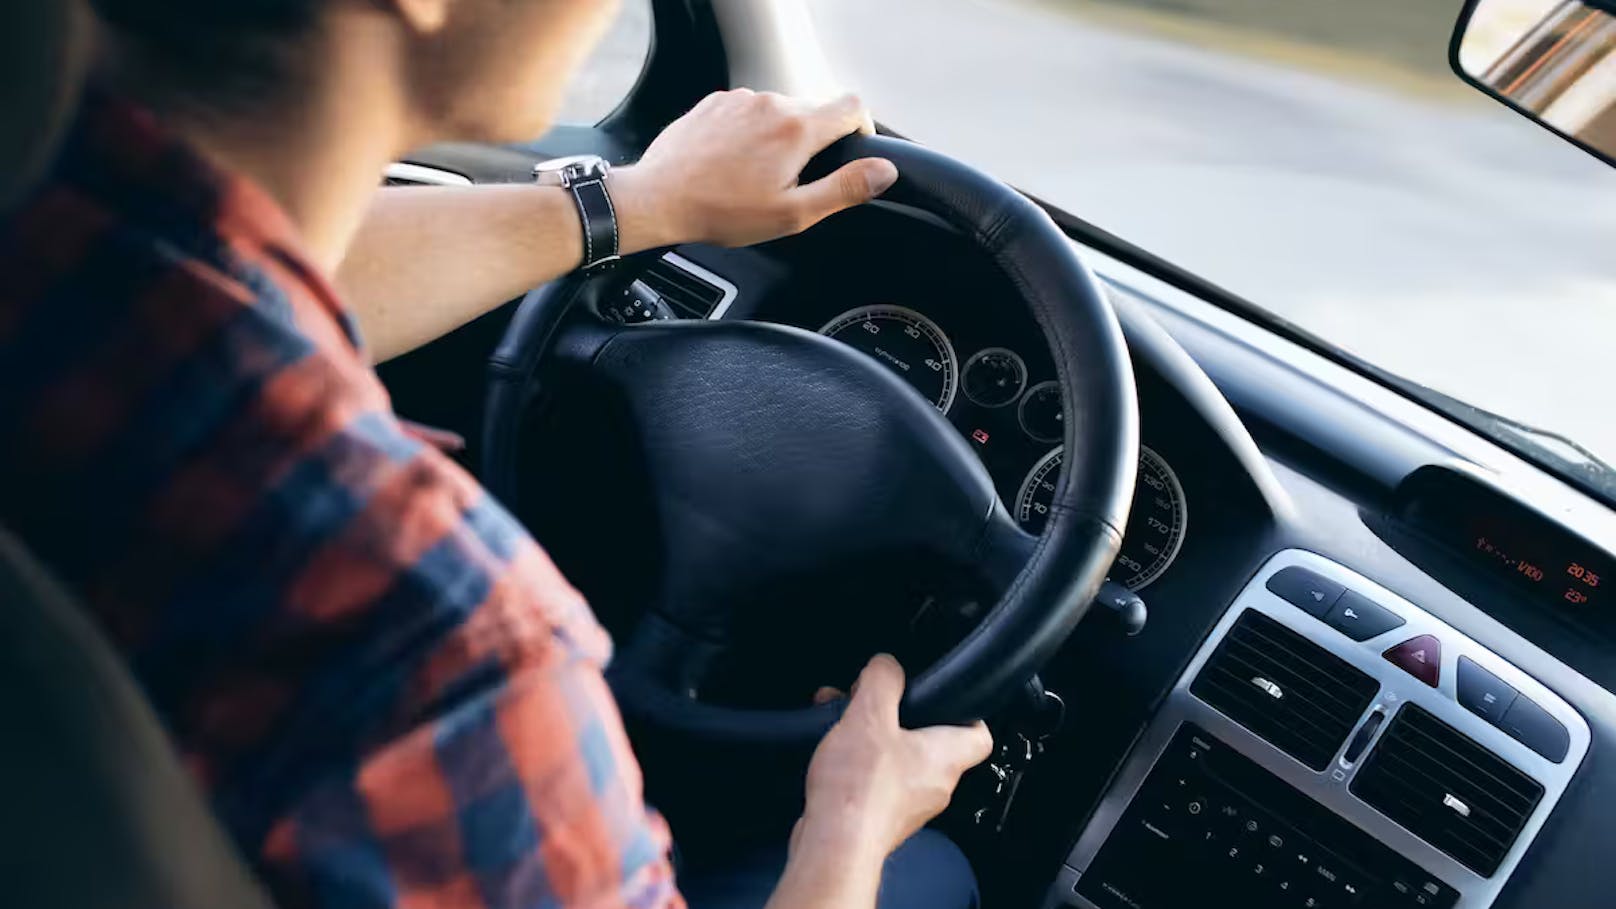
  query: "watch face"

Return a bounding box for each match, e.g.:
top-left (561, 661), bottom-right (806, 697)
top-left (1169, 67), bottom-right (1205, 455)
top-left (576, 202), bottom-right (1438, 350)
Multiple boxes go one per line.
top-left (534, 155), bottom-right (609, 185)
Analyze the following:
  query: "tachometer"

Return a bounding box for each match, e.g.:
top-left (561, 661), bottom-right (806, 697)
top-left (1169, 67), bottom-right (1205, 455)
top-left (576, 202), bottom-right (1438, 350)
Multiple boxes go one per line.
top-left (820, 305), bottom-right (959, 412)
top-left (1015, 445), bottom-right (1188, 590)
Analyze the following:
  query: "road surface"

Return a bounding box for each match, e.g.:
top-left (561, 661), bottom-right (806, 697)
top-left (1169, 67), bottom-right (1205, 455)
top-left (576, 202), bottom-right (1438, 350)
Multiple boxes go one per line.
top-left (566, 0), bottom-right (1616, 464)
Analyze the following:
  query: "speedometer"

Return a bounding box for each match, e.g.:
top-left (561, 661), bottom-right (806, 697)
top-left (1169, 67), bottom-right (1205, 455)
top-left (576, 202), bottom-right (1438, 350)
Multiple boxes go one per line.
top-left (819, 305), bottom-right (959, 412)
top-left (1015, 445), bottom-right (1188, 590)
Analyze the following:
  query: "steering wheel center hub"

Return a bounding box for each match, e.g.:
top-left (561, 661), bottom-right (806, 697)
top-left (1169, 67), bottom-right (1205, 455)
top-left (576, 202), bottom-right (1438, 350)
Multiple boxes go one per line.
top-left (583, 319), bottom-right (1000, 635)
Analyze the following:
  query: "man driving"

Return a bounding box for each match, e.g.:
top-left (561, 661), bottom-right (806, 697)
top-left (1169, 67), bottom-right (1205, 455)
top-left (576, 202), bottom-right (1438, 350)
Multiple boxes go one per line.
top-left (0, 0), bottom-right (992, 907)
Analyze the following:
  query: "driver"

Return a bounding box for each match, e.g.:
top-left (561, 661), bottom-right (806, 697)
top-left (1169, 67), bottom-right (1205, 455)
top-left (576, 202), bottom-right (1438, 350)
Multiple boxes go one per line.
top-left (0, 1), bottom-right (993, 908)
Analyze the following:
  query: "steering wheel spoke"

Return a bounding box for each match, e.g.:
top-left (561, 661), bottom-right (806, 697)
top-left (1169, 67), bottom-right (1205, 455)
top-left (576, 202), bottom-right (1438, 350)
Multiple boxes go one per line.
top-left (549, 307), bottom-right (628, 369)
top-left (974, 506), bottom-right (1041, 596)
top-left (613, 612), bottom-right (724, 699)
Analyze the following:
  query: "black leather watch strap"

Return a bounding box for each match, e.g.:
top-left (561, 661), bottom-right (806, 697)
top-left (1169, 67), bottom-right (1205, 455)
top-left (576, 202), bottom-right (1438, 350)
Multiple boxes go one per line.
top-left (569, 176), bottom-right (619, 271)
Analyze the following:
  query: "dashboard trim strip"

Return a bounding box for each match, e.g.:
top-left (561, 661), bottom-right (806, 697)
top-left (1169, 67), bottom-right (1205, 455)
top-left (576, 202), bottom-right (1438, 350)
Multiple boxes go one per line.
top-left (1046, 549), bottom-right (1591, 909)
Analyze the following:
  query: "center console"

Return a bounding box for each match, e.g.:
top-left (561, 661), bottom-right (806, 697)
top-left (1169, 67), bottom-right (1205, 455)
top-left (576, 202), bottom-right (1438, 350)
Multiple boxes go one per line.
top-left (1045, 551), bottom-right (1588, 909)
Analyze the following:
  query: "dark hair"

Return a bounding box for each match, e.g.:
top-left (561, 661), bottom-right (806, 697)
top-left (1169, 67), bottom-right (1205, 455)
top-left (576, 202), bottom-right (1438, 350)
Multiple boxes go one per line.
top-left (90, 0), bottom-right (320, 111)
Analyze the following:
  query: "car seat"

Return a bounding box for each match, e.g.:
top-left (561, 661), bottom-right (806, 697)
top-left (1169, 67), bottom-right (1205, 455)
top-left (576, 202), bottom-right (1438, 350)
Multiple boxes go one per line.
top-left (1, 3), bottom-right (277, 906)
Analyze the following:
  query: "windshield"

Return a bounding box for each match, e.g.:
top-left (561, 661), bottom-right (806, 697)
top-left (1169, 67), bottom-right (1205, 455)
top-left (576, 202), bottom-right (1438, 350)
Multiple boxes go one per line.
top-left (812, 0), bottom-right (1616, 471)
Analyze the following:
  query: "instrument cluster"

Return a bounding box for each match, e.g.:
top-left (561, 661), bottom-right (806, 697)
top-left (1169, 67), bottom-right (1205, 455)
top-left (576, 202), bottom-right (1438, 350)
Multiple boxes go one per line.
top-left (817, 301), bottom-right (1188, 591)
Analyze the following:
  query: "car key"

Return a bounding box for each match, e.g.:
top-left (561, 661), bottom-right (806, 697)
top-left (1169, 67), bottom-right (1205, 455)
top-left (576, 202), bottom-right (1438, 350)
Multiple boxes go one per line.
top-left (976, 732), bottom-right (1037, 833)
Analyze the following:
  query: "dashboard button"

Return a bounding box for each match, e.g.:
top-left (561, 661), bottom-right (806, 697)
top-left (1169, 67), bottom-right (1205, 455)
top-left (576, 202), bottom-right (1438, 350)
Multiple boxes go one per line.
top-left (1498, 695), bottom-right (1571, 763)
top-left (1456, 657), bottom-right (1518, 725)
top-left (1383, 635), bottom-right (1442, 688)
top-left (1266, 567), bottom-right (1345, 617)
top-left (1324, 591), bottom-right (1406, 641)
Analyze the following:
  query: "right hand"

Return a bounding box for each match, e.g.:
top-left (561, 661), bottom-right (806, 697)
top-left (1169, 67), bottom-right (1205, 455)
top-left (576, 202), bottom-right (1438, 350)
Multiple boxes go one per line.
top-left (612, 90), bottom-right (897, 254)
top-left (795, 655), bottom-right (994, 866)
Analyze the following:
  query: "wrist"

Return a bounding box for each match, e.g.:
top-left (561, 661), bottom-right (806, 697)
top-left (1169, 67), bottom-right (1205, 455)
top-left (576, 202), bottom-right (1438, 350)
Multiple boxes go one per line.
top-left (771, 817), bottom-right (884, 908)
top-left (794, 808), bottom-right (889, 875)
top-left (608, 165), bottom-right (686, 255)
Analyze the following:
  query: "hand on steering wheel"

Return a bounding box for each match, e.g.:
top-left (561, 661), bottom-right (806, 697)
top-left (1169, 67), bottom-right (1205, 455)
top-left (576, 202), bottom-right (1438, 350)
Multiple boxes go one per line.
top-left (804, 656), bottom-right (992, 850)
top-left (484, 134), bottom-right (1138, 745)
top-left (780, 655), bottom-right (993, 903)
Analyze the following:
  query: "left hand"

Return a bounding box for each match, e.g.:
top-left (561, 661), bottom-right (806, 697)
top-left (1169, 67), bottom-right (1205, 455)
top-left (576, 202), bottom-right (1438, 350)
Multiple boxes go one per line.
top-left (612, 90), bottom-right (899, 252)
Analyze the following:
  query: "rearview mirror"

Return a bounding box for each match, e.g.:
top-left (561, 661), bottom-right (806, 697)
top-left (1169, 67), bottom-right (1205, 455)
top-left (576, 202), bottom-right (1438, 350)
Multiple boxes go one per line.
top-left (1453, 0), bottom-right (1616, 167)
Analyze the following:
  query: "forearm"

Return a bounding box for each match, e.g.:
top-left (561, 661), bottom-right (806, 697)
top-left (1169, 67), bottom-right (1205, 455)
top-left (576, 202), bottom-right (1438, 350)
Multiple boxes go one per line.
top-left (338, 91), bottom-right (895, 363)
top-left (764, 818), bottom-right (885, 909)
top-left (337, 170), bottom-right (669, 362)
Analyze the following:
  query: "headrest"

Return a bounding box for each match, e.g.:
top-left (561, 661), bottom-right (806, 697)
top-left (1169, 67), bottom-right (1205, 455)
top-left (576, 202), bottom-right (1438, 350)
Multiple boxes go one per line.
top-left (1, 0), bottom-right (89, 210)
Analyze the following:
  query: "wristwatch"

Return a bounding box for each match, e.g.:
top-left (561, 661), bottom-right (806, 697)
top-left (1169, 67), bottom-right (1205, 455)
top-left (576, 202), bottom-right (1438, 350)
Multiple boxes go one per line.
top-left (533, 154), bottom-right (620, 271)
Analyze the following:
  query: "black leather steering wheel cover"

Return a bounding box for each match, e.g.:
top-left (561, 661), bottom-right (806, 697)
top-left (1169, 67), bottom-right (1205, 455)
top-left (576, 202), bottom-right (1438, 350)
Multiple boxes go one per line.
top-left (484, 278), bottom-right (581, 504)
top-left (484, 135), bottom-right (1137, 741)
top-left (809, 138), bottom-right (1138, 725)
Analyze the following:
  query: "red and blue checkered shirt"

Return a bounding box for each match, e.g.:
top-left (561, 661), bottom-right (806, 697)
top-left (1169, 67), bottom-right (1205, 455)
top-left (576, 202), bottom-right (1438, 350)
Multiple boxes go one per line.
top-left (0, 93), bottom-right (683, 909)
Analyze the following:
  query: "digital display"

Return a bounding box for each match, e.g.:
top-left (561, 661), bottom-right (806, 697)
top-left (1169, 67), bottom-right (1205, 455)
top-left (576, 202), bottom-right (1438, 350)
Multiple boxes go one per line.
top-left (1467, 520), bottom-right (1610, 613)
top-left (1399, 467), bottom-right (1616, 630)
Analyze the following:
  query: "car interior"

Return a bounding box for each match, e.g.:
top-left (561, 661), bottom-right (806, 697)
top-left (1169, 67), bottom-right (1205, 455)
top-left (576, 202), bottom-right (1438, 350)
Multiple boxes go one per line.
top-left (8, 1), bottom-right (1616, 909)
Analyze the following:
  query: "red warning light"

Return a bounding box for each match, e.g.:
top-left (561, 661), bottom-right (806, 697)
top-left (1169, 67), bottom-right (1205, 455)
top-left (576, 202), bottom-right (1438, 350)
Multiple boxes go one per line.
top-left (971, 429), bottom-right (990, 445)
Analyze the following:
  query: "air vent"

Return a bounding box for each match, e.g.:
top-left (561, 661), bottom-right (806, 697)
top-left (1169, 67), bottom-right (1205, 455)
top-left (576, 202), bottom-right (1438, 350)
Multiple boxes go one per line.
top-left (640, 253), bottom-right (733, 318)
top-left (1351, 704), bottom-right (1544, 877)
top-left (382, 162), bottom-right (473, 187)
top-left (1191, 609), bottom-right (1379, 770)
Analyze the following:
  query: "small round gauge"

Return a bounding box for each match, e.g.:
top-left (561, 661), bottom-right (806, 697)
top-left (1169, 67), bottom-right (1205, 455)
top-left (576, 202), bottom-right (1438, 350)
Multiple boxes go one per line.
top-left (1015, 445), bottom-right (1188, 590)
top-left (1018, 381), bottom-right (1064, 443)
top-left (961, 348), bottom-right (1028, 408)
top-left (819, 305), bottom-right (959, 412)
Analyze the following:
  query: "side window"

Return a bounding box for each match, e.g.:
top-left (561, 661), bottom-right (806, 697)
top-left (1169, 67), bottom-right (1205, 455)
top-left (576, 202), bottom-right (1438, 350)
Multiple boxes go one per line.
top-left (557, 0), bottom-right (652, 124)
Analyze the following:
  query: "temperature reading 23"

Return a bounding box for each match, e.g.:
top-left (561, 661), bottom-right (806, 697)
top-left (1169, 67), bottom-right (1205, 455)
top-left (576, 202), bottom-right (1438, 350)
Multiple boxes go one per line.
top-left (1016, 445), bottom-right (1188, 590)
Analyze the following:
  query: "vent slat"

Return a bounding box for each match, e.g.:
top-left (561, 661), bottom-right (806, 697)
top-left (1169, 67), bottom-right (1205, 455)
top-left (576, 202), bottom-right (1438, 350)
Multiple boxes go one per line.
top-left (1386, 721), bottom-right (1540, 818)
top-left (1352, 705), bottom-right (1544, 878)
top-left (1351, 781), bottom-right (1503, 871)
top-left (1231, 625), bottom-right (1374, 709)
top-left (1369, 753), bottom-right (1517, 848)
top-left (1191, 610), bottom-right (1379, 771)
top-left (1380, 732), bottom-right (1536, 827)
top-left (1197, 673), bottom-right (1339, 745)
top-left (1216, 645), bottom-right (1365, 723)
top-left (1200, 667), bottom-right (1344, 745)
top-left (1397, 719), bottom-right (1544, 803)
top-left (641, 259), bottom-right (725, 318)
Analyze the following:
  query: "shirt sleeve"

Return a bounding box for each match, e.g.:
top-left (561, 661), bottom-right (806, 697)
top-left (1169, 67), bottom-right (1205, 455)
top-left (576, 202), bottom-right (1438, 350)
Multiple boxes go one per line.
top-left (232, 399), bottom-right (684, 909)
top-left (0, 103), bottom-right (682, 909)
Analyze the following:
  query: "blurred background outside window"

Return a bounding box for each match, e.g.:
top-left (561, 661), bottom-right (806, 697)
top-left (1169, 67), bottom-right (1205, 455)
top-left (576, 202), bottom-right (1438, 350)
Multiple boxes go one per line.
top-left (564, 0), bottom-right (1616, 464)
top-left (556, 0), bottom-right (651, 125)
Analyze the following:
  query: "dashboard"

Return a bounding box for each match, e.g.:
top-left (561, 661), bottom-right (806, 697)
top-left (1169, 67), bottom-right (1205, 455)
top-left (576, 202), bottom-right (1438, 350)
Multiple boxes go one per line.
top-left (378, 154), bottom-right (1616, 909)
top-left (602, 203), bottom-right (1222, 598)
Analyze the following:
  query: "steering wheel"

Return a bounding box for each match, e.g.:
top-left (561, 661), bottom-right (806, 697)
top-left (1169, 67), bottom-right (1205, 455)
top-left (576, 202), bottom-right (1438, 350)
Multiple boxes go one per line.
top-left (483, 135), bottom-right (1138, 744)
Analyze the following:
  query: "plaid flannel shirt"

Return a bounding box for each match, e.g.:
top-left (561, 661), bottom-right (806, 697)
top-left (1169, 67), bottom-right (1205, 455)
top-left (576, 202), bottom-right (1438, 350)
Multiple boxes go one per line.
top-left (0, 92), bottom-right (682, 909)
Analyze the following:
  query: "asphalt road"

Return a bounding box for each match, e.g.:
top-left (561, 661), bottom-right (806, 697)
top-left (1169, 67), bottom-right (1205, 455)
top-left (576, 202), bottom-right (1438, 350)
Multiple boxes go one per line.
top-left (567, 0), bottom-right (1616, 464)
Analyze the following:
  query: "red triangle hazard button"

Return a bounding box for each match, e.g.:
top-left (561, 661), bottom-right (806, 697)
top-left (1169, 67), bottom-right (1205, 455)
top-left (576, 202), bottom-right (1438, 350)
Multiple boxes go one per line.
top-left (1384, 635), bottom-right (1442, 688)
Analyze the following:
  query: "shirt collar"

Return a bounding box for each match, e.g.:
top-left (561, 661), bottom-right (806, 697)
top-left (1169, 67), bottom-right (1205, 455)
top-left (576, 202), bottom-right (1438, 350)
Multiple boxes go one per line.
top-left (57, 88), bottom-right (361, 349)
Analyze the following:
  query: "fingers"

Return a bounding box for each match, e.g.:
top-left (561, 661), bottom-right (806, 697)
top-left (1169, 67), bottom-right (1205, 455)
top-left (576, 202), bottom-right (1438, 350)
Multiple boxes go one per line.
top-left (788, 94), bottom-right (892, 230)
top-left (915, 720), bottom-right (996, 774)
top-left (790, 157), bottom-right (899, 229)
top-left (812, 686), bottom-right (845, 705)
top-left (804, 93), bottom-right (877, 146)
top-left (847, 653), bottom-right (906, 724)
